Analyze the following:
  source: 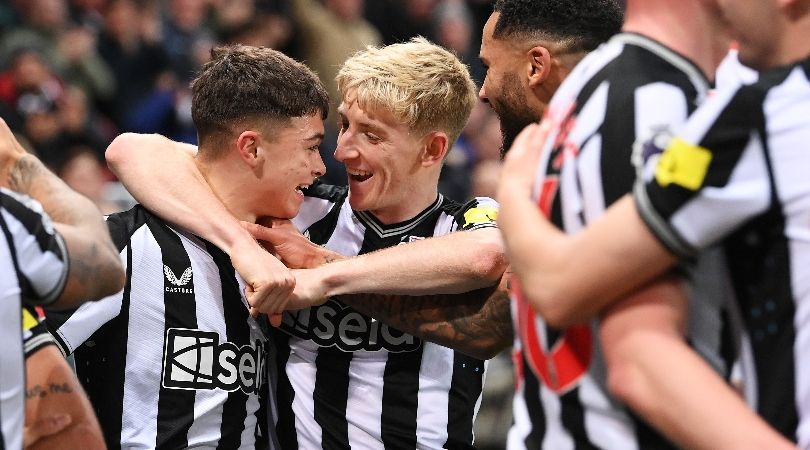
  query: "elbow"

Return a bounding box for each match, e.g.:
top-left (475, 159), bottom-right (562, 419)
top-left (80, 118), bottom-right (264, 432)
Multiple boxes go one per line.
top-left (469, 233), bottom-right (508, 284)
top-left (105, 133), bottom-right (140, 172)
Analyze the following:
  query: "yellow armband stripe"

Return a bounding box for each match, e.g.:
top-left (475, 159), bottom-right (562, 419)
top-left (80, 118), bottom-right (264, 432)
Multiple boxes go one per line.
top-left (22, 308), bottom-right (39, 332)
top-left (655, 137), bottom-right (713, 191)
top-left (463, 206), bottom-right (498, 226)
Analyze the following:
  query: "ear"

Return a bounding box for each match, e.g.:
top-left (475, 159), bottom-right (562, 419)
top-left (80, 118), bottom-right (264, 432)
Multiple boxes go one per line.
top-left (421, 132), bottom-right (449, 167)
top-left (527, 45), bottom-right (552, 88)
top-left (236, 130), bottom-right (262, 168)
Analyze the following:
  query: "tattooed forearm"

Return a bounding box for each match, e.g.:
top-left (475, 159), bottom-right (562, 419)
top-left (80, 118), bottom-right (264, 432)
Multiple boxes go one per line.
top-left (8, 154), bottom-right (80, 224)
top-left (338, 284), bottom-right (513, 360)
top-left (25, 383), bottom-right (74, 400)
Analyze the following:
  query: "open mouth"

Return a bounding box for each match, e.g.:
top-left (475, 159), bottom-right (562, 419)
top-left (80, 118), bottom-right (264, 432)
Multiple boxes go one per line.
top-left (347, 169), bottom-right (372, 182)
top-left (295, 183), bottom-right (310, 194)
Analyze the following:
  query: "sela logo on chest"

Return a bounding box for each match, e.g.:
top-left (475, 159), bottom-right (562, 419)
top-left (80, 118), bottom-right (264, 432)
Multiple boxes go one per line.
top-left (280, 299), bottom-right (421, 353)
top-left (161, 328), bottom-right (267, 394)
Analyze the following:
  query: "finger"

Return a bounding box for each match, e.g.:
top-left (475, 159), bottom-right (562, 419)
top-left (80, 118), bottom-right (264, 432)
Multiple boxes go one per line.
top-left (269, 313), bottom-right (283, 327)
top-left (23, 414), bottom-right (72, 447)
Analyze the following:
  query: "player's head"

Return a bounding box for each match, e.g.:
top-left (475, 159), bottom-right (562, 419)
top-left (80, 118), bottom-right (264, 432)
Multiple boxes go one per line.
top-left (480, 0), bottom-right (623, 155)
top-left (191, 44), bottom-right (328, 220)
top-left (712, 0), bottom-right (810, 70)
top-left (334, 37), bottom-right (476, 223)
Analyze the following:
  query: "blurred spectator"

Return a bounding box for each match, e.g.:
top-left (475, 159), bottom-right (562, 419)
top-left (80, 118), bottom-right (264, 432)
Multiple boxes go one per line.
top-left (58, 145), bottom-right (134, 214)
top-left (96, 0), bottom-right (171, 127)
top-left (1, 0), bottom-right (115, 103)
top-left (291, 0), bottom-right (381, 186)
top-left (161, 0), bottom-right (214, 82)
top-left (365, 0), bottom-right (438, 45)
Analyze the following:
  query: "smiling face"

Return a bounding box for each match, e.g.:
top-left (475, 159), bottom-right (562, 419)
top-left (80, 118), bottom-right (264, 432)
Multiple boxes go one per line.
top-left (334, 100), bottom-right (427, 223)
top-left (478, 12), bottom-right (541, 154)
top-left (257, 113), bottom-right (326, 219)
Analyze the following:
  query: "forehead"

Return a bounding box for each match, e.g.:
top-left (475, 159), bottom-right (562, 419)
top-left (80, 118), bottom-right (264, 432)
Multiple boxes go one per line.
top-left (271, 113), bottom-right (324, 140)
top-left (339, 100), bottom-right (399, 129)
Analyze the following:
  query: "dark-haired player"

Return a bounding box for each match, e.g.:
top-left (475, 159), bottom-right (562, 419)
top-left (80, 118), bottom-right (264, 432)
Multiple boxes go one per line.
top-left (45, 45), bottom-right (328, 449)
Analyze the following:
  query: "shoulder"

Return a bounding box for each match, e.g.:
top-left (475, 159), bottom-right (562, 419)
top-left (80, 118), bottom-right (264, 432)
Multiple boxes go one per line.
top-left (442, 196), bottom-right (499, 231)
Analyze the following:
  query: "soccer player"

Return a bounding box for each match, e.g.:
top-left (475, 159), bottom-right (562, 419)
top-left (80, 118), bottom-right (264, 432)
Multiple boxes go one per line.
top-left (45, 45), bottom-right (329, 449)
top-left (498, 0), bottom-right (810, 448)
top-left (0, 118), bottom-right (123, 449)
top-left (107, 38), bottom-right (501, 449)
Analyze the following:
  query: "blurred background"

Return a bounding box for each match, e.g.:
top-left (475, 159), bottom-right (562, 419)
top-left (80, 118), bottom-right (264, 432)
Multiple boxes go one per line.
top-left (0, 0), bottom-right (512, 446)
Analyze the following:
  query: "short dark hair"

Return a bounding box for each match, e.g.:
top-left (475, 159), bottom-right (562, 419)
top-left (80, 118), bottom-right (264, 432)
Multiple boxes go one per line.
top-left (191, 45), bottom-right (329, 152)
top-left (493, 0), bottom-right (623, 52)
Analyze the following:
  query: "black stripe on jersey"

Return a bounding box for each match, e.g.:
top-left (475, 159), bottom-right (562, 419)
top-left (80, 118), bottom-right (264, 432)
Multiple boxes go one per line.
top-left (522, 360), bottom-right (545, 450)
top-left (152, 220), bottom-right (197, 450)
top-left (559, 389), bottom-right (599, 450)
top-left (207, 243), bottom-right (254, 450)
top-left (272, 332), bottom-right (299, 450)
top-left (302, 182), bottom-right (348, 245)
top-left (380, 351), bottom-right (422, 449)
top-left (724, 95), bottom-right (798, 439)
top-left (314, 351), bottom-right (352, 450)
top-left (444, 353), bottom-right (484, 449)
top-left (0, 191), bottom-right (64, 261)
top-left (628, 410), bottom-right (677, 450)
top-left (72, 207), bottom-right (147, 449)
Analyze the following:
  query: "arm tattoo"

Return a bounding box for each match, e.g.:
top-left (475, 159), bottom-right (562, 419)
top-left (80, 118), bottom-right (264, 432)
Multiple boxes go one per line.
top-left (337, 284), bottom-right (513, 360)
top-left (9, 155), bottom-right (79, 224)
top-left (25, 383), bottom-right (74, 400)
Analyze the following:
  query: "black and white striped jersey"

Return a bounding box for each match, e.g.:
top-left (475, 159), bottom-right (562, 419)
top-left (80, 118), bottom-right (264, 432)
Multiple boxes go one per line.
top-left (636, 56), bottom-right (810, 446)
top-left (272, 181), bottom-right (497, 449)
top-left (45, 205), bottom-right (270, 450)
top-left (509, 33), bottom-right (737, 449)
top-left (1, 188), bottom-right (67, 450)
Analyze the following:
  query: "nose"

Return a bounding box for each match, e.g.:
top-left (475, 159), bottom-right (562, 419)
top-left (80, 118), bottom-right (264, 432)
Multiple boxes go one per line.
top-left (478, 83), bottom-right (489, 103)
top-left (333, 133), bottom-right (358, 163)
top-left (313, 152), bottom-right (326, 178)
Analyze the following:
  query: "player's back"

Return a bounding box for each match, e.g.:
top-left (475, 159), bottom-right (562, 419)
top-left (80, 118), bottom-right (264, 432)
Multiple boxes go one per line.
top-left (508, 32), bottom-right (733, 450)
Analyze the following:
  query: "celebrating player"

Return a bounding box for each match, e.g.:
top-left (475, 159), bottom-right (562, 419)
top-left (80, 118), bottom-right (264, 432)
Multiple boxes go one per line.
top-left (45, 45), bottom-right (328, 449)
top-left (0, 117), bottom-right (123, 449)
top-left (498, 0), bottom-right (809, 447)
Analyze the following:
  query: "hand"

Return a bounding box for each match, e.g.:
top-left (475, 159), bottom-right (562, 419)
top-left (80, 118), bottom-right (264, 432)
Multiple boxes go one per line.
top-left (23, 414), bottom-right (72, 448)
top-left (497, 121), bottom-right (551, 203)
top-left (242, 219), bottom-right (345, 269)
top-left (286, 268), bottom-right (331, 310)
top-left (229, 237), bottom-right (295, 316)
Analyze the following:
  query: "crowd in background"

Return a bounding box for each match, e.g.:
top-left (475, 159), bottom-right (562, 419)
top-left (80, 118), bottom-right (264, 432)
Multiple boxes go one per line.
top-left (0, 0), bottom-right (506, 215)
top-left (0, 0), bottom-right (511, 447)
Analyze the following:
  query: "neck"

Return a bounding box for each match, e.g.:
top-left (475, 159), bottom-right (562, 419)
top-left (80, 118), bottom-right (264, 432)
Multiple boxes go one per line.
top-left (371, 176), bottom-right (439, 225)
top-left (195, 155), bottom-right (258, 224)
top-left (773, 14), bottom-right (810, 68)
top-left (624, 0), bottom-right (730, 81)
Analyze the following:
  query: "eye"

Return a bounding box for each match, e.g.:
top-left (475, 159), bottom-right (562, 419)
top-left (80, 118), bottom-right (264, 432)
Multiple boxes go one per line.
top-left (308, 144), bottom-right (320, 152)
top-left (365, 132), bottom-right (381, 143)
top-left (338, 118), bottom-right (348, 131)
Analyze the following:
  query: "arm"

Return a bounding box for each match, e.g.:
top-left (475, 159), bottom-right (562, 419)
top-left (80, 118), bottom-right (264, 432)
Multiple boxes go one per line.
top-left (24, 346), bottom-right (105, 450)
top-left (105, 133), bottom-right (294, 315)
top-left (337, 271), bottom-right (513, 360)
top-left (600, 276), bottom-right (794, 450)
top-left (246, 220), bottom-right (507, 298)
top-left (497, 123), bottom-right (676, 328)
top-left (0, 120), bottom-right (124, 308)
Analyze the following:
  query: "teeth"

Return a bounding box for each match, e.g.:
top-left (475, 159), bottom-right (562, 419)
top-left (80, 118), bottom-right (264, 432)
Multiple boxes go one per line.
top-left (348, 169), bottom-right (371, 177)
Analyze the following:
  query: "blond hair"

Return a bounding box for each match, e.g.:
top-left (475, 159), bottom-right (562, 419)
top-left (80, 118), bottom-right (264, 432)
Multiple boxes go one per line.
top-left (336, 37), bottom-right (476, 146)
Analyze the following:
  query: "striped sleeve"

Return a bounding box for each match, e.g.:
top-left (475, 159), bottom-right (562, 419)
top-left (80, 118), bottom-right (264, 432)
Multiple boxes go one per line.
top-left (455, 197), bottom-right (499, 231)
top-left (634, 78), bottom-right (773, 258)
top-left (0, 188), bottom-right (69, 305)
top-left (45, 209), bottom-right (138, 356)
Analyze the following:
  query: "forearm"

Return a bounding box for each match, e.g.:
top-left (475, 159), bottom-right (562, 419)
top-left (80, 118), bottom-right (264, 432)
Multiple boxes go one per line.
top-left (339, 275), bottom-right (513, 360)
top-left (601, 281), bottom-right (794, 450)
top-left (25, 346), bottom-right (105, 450)
top-left (317, 228), bottom-right (507, 296)
top-left (106, 133), bottom-right (255, 254)
top-left (499, 191), bottom-right (677, 327)
top-left (8, 154), bottom-right (123, 306)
